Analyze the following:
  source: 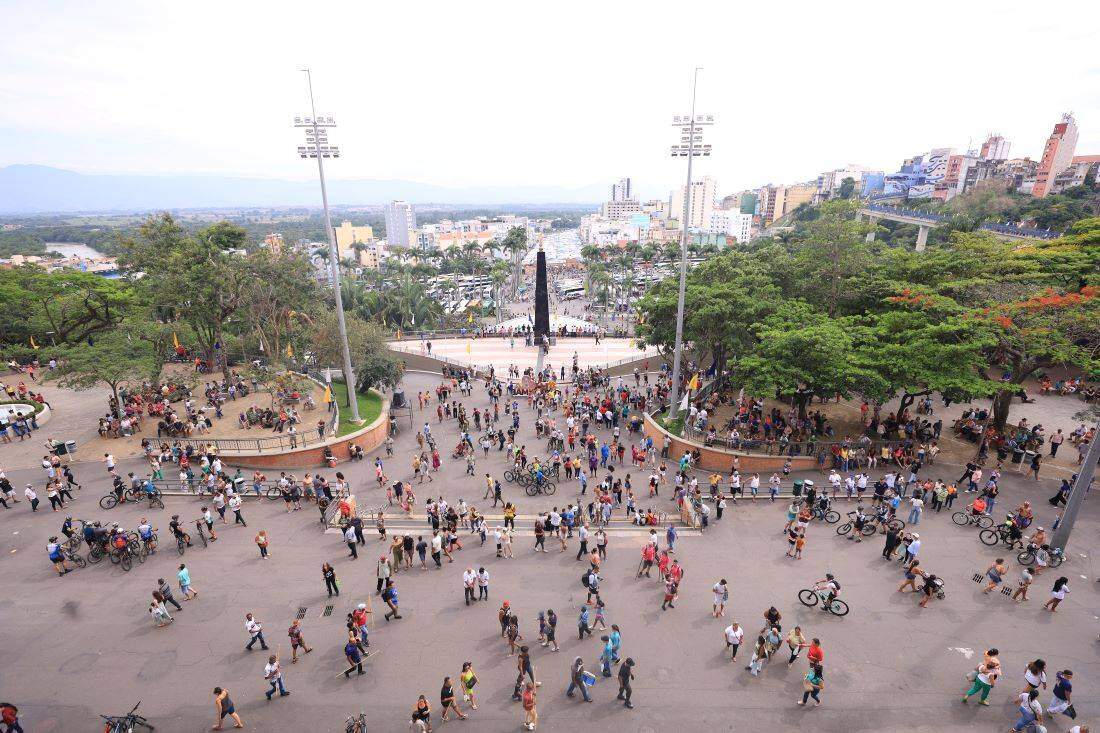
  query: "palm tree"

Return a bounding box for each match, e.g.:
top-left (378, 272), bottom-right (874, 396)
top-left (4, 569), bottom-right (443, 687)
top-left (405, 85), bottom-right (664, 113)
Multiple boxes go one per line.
top-left (490, 261), bottom-right (509, 324)
top-left (482, 238), bottom-right (500, 259)
top-left (580, 244), bottom-right (603, 264)
top-left (501, 227), bottom-right (528, 297)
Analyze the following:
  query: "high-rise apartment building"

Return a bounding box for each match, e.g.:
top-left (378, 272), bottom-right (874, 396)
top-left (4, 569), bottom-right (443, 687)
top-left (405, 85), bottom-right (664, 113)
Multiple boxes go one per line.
top-left (384, 200), bottom-right (417, 248)
top-left (1033, 113), bottom-right (1079, 198)
top-left (670, 176), bottom-right (716, 230)
top-left (979, 134), bottom-right (1011, 161)
top-left (707, 211), bottom-right (754, 243)
top-left (332, 221), bottom-right (378, 267)
top-left (610, 178), bottom-right (633, 203)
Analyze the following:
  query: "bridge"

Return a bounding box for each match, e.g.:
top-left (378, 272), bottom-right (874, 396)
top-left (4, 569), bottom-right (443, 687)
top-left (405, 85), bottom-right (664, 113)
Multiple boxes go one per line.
top-left (857, 204), bottom-right (1060, 251)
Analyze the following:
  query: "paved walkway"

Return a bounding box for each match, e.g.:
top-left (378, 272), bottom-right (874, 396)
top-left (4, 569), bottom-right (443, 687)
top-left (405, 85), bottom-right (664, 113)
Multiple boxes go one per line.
top-left (1, 372), bottom-right (1097, 732)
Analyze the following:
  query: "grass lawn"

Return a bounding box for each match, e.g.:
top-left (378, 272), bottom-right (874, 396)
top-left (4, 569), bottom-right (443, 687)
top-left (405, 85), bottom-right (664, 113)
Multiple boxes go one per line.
top-left (331, 382), bottom-right (383, 436)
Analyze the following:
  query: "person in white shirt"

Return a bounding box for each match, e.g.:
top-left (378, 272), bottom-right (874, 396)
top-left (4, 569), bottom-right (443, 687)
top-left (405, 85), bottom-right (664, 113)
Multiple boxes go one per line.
top-left (24, 485), bottom-right (39, 511)
top-left (462, 567), bottom-right (477, 605)
top-left (245, 613), bottom-right (268, 651)
top-left (907, 496), bottom-right (924, 525)
top-left (264, 653), bottom-right (288, 699)
top-left (712, 580), bottom-right (729, 617)
top-left (344, 524), bottom-right (358, 559)
top-left (724, 622), bottom-right (745, 661)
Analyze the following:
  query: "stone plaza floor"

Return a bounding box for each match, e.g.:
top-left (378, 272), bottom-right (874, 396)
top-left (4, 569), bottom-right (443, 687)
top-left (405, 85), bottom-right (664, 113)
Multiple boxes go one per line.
top-left (0, 370), bottom-right (1097, 732)
top-left (389, 336), bottom-right (659, 374)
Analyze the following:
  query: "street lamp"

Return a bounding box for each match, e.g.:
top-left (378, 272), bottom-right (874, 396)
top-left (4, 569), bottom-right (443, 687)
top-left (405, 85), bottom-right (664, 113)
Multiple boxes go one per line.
top-left (295, 68), bottom-right (360, 423)
top-left (665, 67), bottom-right (713, 417)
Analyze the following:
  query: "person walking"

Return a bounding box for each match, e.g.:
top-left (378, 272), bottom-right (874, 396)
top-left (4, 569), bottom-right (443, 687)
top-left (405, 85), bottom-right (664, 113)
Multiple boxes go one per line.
top-left (578, 604), bottom-right (592, 639)
top-left (799, 663), bottom-right (824, 706)
top-left (747, 635), bottom-right (768, 676)
top-left (962, 660), bottom-right (999, 705)
top-left (322, 562), bottom-right (339, 597)
top-left (263, 653), bottom-right (289, 699)
top-left (712, 579), bottom-right (729, 618)
top-left (460, 661), bottom-right (479, 711)
top-left (439, 676), bottom-right (468, 721)
top-left (178, 564), bottom-right (197, 600)
top-left (1047, 669), bottom-right (1074, 717)
top-left (211, 687), bottom-right (243, 730)
top-left (229, 493), bottom-right (246, 526)
top-left (566, 657), bottom-right (592, 702)
top-left (521, 682), bottom-right (537, 730)
top-left (157, 578), bottom-right (183, 612)
top-left (724, 622), bottom-right (744, 662)
top-left (382, 579), bottom-right (401, 620)
top-left (376, 555), bottom-right (392, 594)
top-left (343, 638), bottom-right (366, 677)
top-left (616, 657), bottom-right (635, 709)
top-left (344, 524), bottom-right (358, 560)
top-left (1012, 688), bottom-right (1043, 732)
top-left (254, 530), bottom-right (270, 559)
top-left (244, 613), bottom-right (269, 651)
top-left (287, 619), bottom-right (313, 663)
top-left (410, 695), bottom-right (432, 732)
top-left (1043, 577), bottom-right (1069, 612)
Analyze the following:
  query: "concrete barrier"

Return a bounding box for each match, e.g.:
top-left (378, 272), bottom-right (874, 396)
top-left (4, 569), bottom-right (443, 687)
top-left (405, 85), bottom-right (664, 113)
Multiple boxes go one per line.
top-left (642, 411), bottom-right (818, 473)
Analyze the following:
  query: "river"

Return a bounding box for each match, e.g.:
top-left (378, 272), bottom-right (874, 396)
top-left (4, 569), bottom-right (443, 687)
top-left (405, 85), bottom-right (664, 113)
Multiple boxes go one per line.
top-left (45, 242), bottom-right (106, 259)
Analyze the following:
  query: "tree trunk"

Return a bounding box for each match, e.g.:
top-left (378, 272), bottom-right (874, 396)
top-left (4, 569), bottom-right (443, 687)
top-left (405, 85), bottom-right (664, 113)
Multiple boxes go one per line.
top-left (991, 388), bottom-right (1014, 433)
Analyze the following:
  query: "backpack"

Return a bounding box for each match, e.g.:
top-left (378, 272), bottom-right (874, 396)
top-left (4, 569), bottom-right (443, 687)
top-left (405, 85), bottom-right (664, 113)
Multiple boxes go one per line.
top-left (580, 571), bottom-right (592, 589)
top-left (832, 581), bottom-right (841, 592)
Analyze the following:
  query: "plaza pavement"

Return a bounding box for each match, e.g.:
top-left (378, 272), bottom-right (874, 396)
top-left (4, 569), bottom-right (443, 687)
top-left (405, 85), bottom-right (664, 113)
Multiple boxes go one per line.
top-left (1, 370), bottom-right (1098, 732)
top-left (388, 336), bottom-right (658, 375)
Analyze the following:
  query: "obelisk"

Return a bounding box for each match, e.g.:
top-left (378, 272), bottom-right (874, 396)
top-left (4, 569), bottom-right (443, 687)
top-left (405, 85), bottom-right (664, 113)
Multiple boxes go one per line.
top-left (534, 240), bottom-right (550, 375)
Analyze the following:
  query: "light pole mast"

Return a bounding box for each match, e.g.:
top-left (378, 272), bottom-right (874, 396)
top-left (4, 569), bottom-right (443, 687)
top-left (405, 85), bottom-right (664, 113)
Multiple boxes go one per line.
top-left (296, 68), bottom-right (360, 422)
top-left (666, 68), bottom-right (713, 416)
top-left (1051, 419), bottom-right (1099, 553)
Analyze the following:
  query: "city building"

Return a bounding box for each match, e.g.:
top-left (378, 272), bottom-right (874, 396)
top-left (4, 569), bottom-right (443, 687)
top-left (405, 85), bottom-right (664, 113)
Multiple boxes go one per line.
top-left (332, 220), bottom-right (377, 266)
top-left (384, 200), bottom-right (417, 248)
top-left (1049, 154), bottom-right (1100, 194)
top-left (707, 211), bottom-right (754, 243)
top-left (979, 134), bottom-right (1011, 161)
top-left (815, 166), bottom-right (880, 200)
top-left (602, 199), bottom-right (642, 219)
top-left (1033, 114), bottom-right (1080, 198)
top-left (670, 176), bottom-right (716, 230)
top-left (882, 148), bottom-right (953, 199)
top-left (610, 178), bottom-right (632, 202)
top-left (755, 183), bottom-right (815, 224)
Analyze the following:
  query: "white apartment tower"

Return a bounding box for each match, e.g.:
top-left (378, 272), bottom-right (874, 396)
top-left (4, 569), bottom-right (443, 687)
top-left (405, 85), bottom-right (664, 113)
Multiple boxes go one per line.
top-left (610, 178), bottom-right (633, 203)
top-left (384, 200), bottom-right (417, 248)
top-left (670, 176), bottom-right (716, 230)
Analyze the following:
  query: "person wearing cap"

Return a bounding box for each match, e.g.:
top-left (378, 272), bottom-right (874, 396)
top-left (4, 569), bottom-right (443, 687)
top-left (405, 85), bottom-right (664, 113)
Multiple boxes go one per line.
top-left (351, 603), bottom-right (370, 646)
top-left (498, 601), bottom-right (511, 636)
top-left (47, 536), bottom-right (70, 576)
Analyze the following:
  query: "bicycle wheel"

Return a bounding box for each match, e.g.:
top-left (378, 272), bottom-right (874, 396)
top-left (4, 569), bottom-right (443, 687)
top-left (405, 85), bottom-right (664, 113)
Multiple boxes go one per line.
top-left (525, 484), bottom-right (538, 497)
top-left (544, 482), bottom-right (557, 496)
top-left (504, 469), bottom-right (516, 483)
top-left (829, 599), bottom-right (849, 616)
top-left (517, 474), bottom-right (531, 487)
top-left (978, 529), bottom-right (1000, 546)
top-left (266, 487), bottom-right (281, 501)
top-left (1017, 550), bottom-right (1035, 565)
top-left (120, 553), bottom-right (132, 572)
top-left (137, 544), bottom-right (147, 563)
top-left (108, 549), bottom-right (121, 565)
top-left (100, 494), bottom-right (118, 510)
top-left (860, 523), bottom-right (877, 537)
top-left (797, 589), bottom-right (818, 607)
top-left (70, 553), bottom-right (87, 569)
top-left (150, 496), bottom-right (165, 509)
top-left (887, 518), bottom-right (905, 532)
top-left (63, 535), bottom-right (82, 552)
top-left (88, 545), bottom-right (104, 564)
top-left (197, 529), bottom-right (208, 548)
top-left (835, 522), bottom-right (852, 536)
top-left (951, 512), bottom-right (969, 526)
top-left (824, 511), bottom-right (840, 524)
top-left (177, 537), bottom-right (186, 555)
top-left (976, 514), bottom-right (994, 529)
top-left (1049, 553), bottom-right (1064, 568)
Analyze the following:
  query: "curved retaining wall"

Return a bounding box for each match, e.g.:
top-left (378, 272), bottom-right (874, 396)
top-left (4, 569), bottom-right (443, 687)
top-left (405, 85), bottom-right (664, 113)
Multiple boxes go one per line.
top-left (220, 397), bottom-right (389, 470)
top-left (642, 411), bottom-right (817, 473)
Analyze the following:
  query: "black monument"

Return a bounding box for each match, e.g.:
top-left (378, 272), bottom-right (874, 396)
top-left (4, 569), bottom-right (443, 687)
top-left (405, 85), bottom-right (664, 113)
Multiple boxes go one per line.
top-left (534, 244), bottom-right (550, 340)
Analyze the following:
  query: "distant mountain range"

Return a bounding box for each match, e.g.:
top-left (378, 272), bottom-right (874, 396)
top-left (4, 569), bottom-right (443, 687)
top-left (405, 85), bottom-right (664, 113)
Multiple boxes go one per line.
top-left (0, 165), bottom-right (608, 214)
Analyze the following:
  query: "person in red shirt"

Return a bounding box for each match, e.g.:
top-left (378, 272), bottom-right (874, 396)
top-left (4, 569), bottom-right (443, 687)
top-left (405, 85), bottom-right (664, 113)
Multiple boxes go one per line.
top-left (807, 638), bottom-right (824, 666)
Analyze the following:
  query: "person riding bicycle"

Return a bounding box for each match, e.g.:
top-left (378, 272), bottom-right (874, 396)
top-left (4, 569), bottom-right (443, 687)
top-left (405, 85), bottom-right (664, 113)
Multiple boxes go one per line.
top-left (1026, 527), bottom-right (1047, 551)
top-left (110, 526), bottom-right (130, 556)
top-left (812, 574), bottom-right (841, 608)
top-left (533, 463), bottom-right (546, 489)
top-left (142, 478), bottom-right (160, 505)
top-left (967, 496), bottom-right (987, 517)
top-left (169, 514), bottom-right (192, 547)
top-left (813, 494), bottom-right (831, 520)
top-left (138, 517), bottom-right (157, 553)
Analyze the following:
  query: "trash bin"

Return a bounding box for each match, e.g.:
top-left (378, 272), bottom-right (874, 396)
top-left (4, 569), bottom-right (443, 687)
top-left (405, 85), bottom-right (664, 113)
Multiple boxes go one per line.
top-left (1011, 448), bottom-right (1024, 464)
top-left (1022, 450), bottom-right (1036, 467)
top-left (792, 479), bottom-right (804, 497)
top-left (65, 440), bottom-right (77, 454)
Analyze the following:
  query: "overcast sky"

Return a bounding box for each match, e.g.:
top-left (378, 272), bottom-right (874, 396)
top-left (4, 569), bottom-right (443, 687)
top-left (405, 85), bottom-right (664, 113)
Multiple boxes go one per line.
top-left (2, 0), bottom-right (1098, 198)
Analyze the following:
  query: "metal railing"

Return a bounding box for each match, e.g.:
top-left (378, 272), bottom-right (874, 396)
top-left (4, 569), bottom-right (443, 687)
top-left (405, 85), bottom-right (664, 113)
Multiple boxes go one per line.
top-left (166, 416), bottom-right (336, 454)
top-left (680, 423), bottom-right (908, 462)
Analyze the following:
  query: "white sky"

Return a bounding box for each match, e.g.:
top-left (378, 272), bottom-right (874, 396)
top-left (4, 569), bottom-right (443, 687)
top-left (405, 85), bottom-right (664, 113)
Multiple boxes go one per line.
top-left (2, 0), bottom-right (1098, 197)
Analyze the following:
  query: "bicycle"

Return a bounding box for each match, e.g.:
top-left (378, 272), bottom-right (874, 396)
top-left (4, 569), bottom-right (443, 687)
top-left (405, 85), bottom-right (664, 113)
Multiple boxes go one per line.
top-left (797, 587), bottom-right (849, 616)
top-left (101, 701), bottom-right (155, 732)
top-left (194, 519), bottom-right (209, 548)
top-left (100, 492), bottom-right (124, 510)
top-left (63, 547), bottom-right (87, 569)
top-left (345, 711), bottom-right (367, 733)
top-left (525, 480), bottom-right (556, 497)
top-left (979, 514), bottom-right (1024, 549)
top-left (835, 512), bottom-right (877, 537)
top-left (951, 511), bottom-right (994, 529)
top-left (1017, 545), bottom-right (1064, 568)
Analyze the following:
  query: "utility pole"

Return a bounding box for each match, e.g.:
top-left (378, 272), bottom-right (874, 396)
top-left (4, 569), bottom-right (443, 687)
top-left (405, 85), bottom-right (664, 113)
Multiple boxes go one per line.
top-left (1051, 420), bottom-right (1099, 553)
top-left (665, 67), bottom-right (713, 416)
top-left (295, 68), bottom-right (360, 422)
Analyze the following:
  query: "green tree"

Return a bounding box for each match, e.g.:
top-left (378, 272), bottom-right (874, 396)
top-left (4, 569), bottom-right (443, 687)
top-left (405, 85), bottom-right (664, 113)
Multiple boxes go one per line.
top-left (837, 177), bottom-right (856, 199)
top-left (49, 326), bottom-right (155, 412)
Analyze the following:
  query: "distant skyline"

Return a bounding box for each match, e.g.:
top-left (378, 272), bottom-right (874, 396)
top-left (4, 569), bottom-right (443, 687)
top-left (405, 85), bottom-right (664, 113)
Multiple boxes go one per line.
top-left (2, 0), bottom-right (1099, 199)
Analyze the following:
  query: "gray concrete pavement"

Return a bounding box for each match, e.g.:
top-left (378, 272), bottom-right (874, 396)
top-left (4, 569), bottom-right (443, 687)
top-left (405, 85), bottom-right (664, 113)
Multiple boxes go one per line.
top-left (1, 370), bottom-right (1098, 732)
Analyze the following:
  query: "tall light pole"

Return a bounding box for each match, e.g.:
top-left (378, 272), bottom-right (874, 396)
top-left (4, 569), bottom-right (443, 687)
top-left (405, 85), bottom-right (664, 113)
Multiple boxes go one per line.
top-left (665, 67), bottom-right (713, 416)
top-left (1051, 419), bottom-right (1100, 553)
top-left (295, 68), bottom-right (360, 422)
